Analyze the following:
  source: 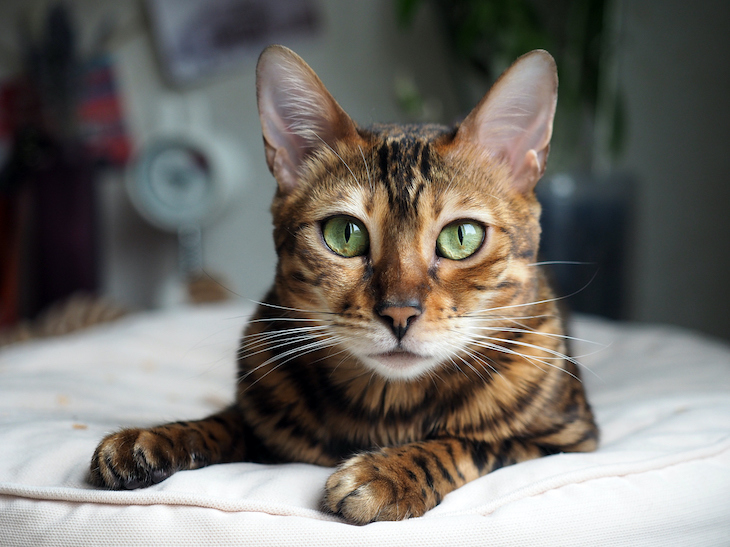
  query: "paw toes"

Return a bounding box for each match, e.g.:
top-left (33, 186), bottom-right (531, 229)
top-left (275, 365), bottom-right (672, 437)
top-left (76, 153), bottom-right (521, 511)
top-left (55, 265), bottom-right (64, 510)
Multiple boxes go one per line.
top-left (90, 429), bottom-right (177, 490)
top-left (331, 478), bottom-right (400, 524)
top-left (324, 455), bottom-right (427, 524)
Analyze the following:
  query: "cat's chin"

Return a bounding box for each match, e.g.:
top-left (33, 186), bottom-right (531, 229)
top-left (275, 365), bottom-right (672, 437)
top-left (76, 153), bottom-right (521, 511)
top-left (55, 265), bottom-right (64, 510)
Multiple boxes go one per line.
top-left (360, 350), bottom-right (437, 381)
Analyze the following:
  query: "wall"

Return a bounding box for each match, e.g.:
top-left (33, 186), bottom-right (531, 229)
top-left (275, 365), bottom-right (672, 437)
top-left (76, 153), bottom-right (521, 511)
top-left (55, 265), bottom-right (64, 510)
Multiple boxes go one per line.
top-left (93, 0), bottom-right (459, 308)
top-left (1, 0), bottom-right (728, 341)
top-left (615, 0), bottom-right (730, 339)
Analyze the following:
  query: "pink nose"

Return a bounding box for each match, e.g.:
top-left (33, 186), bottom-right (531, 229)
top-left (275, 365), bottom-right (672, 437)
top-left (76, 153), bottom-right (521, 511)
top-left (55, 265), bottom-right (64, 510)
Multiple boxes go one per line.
top-left (377, 305), bottom-right (422, 341)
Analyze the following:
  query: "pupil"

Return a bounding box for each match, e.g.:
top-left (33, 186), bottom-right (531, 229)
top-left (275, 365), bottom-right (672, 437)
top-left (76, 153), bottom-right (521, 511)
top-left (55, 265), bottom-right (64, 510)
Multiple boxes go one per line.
top-left (458, 225), bottom-right (464, 245)
top-left (345, 223), bottom-right (352, 242)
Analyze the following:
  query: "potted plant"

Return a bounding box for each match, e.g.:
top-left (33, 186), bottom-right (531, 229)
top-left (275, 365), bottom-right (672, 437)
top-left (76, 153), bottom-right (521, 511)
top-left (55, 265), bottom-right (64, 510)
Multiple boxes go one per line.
top-left (396, 0), bottom-right (624, 174)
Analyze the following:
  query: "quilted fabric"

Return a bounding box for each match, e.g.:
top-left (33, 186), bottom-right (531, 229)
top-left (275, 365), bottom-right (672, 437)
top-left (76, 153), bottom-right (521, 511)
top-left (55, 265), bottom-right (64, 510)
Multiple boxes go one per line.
top-left (1, 302), bottom-right (729, 546)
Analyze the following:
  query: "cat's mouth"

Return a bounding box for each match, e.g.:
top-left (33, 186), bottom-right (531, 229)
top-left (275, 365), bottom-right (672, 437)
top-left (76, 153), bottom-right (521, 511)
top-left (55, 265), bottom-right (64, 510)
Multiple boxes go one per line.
top-left (358, 348), bottom-right (438, 380)
top-left (369, 350), bottom-right (425, 368)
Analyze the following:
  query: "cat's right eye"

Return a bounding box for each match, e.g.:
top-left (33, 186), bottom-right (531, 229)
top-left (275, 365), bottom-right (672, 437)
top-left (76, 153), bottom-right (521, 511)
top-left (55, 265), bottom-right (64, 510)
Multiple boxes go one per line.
top-left (322, 216), bottom-right (369, 258)
top-left (436, 220), bottom-right (485, 260)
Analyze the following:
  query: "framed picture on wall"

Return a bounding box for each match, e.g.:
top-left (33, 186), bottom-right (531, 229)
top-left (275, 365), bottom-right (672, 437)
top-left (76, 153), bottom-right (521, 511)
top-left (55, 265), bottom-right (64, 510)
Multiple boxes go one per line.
top-left (146, 0), bottom-right (320, 86)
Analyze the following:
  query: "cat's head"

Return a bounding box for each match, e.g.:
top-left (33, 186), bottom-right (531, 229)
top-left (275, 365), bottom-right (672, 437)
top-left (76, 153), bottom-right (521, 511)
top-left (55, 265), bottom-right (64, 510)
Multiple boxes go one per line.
top-left (256, 45), bottom-right (558, 381)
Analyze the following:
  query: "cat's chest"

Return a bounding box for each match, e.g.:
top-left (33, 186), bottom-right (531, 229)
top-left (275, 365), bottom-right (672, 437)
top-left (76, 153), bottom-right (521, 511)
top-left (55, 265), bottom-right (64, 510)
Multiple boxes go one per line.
top-left (317, 374), bottom-right (496, 446)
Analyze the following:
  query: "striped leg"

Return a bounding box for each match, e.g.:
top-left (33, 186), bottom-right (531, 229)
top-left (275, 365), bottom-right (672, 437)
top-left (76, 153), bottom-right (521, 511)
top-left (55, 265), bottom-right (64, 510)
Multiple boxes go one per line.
top-left (323, 437), bottom-right (549, 525)
top-left (90, 406), bottom-right (255, 489)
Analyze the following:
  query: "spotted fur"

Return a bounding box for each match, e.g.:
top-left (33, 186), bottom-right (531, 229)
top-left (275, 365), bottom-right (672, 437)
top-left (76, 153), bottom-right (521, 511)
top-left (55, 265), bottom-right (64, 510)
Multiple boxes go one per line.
top-left (90, 45), bottom-right (597, 524)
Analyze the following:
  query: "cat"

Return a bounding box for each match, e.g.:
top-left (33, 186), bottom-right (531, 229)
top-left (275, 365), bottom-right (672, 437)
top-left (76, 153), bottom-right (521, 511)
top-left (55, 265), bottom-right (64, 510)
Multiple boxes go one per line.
top-left (90, 44), bottom-right (598, 525)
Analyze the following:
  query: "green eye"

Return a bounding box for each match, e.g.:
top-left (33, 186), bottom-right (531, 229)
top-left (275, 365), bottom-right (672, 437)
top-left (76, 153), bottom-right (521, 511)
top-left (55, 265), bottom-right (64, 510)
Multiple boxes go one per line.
top-left (322, 216), bottom-right (369, 257)
top-left (436, 221), bottom-right (485, 260)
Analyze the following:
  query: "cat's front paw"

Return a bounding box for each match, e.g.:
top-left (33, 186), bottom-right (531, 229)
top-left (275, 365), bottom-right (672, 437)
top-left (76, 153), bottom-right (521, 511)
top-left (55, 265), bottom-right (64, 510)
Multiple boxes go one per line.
top-left (90, 427), bottom-right (193, 489)
top-left (323, 450), bottom-right (433, 524)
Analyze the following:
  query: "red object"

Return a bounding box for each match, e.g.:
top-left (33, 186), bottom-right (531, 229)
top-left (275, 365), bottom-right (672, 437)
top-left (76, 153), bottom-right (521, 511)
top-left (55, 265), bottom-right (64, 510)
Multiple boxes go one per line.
top-left (0, 57), bottom-right (130, 325)
top-left (76, 57), bottom-right (131, 166)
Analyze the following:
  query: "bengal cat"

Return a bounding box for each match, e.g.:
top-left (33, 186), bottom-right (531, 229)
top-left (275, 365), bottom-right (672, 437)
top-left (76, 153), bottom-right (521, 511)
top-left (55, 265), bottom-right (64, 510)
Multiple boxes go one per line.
top-left (90, 45), bottom-right (597, 524)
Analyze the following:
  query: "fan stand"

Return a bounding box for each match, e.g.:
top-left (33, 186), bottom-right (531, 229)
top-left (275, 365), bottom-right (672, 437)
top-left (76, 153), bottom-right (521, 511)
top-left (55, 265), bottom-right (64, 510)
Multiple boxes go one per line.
top-left (125, 96), bottom-right (245, 307)
top-left (177, 224), bottom-right (203, 278)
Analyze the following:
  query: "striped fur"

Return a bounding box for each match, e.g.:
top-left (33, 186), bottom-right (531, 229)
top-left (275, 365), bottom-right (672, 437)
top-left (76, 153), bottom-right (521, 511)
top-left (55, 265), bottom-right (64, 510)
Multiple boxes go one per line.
top-left (90, 46), bottom-right (597, 524)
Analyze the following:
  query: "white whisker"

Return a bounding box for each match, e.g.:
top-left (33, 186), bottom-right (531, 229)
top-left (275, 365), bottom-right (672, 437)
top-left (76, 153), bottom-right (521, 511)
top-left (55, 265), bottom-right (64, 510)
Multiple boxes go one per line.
top-left (247, 299), bottom-right (337, 316)
top-left (444, 355), bottom-right (468, 380)
top-left (238, 332), bottom-right (331, 360)
top-left (358, 144), bottom-right (373, 193)
top-left (246, 317), bottom-right (331, 325)
top-left (528, 261), bottom-right (594, 266)
top-left (467, 332), bottom-right (597, 377)
top-left (244, 334), bottom-right (345, 372)
top-left (466, 349), bottom-right (505, 381)
top-left (468, 271), bottom-right (599, 316)
top-left (446, 344), bottom-right (493, 383)
top-left (308, 130), bottom-right (361, 187)
top-left (469, 338), bottom-right (580, 381)
top-left (239, 325), bottom-right (331, 348)
top-left (240, 335), bottom-right (346, 391)
top-left (467, 326), bottom-right (604, 347)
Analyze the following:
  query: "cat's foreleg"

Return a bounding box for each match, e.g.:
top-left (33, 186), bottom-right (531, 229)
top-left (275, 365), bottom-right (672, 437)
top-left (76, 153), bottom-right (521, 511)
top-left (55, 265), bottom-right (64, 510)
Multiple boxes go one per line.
top-left (89, 405), bottom-right (251, 489)
top-left (323, 437), bottom-right (549, 524)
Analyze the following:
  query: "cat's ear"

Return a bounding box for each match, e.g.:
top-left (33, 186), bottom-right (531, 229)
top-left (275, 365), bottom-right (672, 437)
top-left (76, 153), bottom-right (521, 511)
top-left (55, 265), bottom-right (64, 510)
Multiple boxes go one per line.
top-left (455, 50), bottom-right (558, 193)
top-left (256, 45), bottom-right (359, 193)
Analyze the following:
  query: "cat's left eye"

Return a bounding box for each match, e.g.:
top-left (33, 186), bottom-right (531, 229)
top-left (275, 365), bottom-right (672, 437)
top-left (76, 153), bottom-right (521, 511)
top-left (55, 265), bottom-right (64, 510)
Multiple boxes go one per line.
top-left (322, 216), bottom-right (369, 258)
top-left (436, 221), bottom-right (485, 260)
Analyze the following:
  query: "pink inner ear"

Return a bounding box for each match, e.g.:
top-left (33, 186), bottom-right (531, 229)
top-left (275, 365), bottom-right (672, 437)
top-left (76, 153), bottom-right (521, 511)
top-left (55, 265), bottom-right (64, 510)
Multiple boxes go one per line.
top-left (458, 50), bottom-right (558, 193)
top-left (256, 46), bottom-right (358, 193)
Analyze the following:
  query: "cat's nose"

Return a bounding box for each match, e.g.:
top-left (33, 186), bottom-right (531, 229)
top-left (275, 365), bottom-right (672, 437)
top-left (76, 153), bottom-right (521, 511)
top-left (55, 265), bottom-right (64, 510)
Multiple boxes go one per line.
top-left (376, 302), bottom-right (422, 341)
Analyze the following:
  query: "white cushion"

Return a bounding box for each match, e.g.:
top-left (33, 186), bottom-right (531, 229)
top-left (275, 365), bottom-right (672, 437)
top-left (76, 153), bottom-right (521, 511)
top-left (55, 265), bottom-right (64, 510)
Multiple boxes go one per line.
top-left (1, 303), bottom-right (729, 546)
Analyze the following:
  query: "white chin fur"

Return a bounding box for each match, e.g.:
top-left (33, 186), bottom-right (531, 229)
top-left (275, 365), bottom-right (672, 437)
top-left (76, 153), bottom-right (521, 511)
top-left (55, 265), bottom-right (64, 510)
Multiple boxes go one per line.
top-left (358, 353), bottom-right (441, 381)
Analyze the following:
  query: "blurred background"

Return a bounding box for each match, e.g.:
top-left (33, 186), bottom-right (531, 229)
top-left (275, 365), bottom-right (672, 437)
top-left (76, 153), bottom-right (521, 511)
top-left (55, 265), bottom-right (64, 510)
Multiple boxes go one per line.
top-left (0, 0), bottom-right (727, 342)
